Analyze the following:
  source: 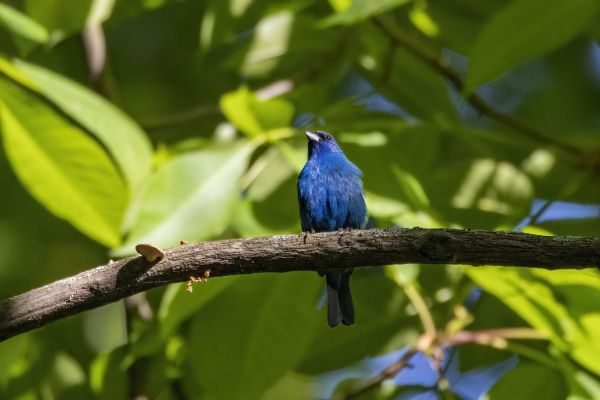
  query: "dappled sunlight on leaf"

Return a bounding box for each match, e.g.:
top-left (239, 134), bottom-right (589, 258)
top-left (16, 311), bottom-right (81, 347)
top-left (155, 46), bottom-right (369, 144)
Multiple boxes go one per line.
top-left (114, 141), bottom-right (255, 254)
top-left (220, 86), bottom-right (295, 137)
top-left (468, 267), bottom-right (600, 374)
top-left (0, 77), bottom-right (127, 247)
top-left (0, 1), bottom-right (599, 398)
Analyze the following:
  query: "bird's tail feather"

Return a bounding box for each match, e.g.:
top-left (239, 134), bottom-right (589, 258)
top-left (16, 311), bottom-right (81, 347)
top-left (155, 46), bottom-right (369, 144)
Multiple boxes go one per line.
top-left (325, 270), bottom-right (354, 327)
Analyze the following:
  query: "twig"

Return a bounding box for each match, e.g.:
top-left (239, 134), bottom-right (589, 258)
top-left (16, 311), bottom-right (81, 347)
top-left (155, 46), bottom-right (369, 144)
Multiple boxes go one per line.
top-left (446, 328), bottom-right (556, 368)
top-left (501, 342), bottom-right (557, 368)
top-left (528, 200), bottom-right (555, 227)
top-left (340, 333), bottom-right (435, 399)
top-left (82, 23), bottom-right (112, 98)
top-left (403, 283), bottom-right (436, 336)
top-left (527, 173), bottom-right (591, 227)
top-left (340, 347), bottom-right (420, 400)
top-left (372, 17), bottom-right (583, 157)
top-left (342, 326), bottom-right (550, 399)
top-left (1, 228), bottom-right (599, 341)
top-left (447, 328), bottom-right (547, 346)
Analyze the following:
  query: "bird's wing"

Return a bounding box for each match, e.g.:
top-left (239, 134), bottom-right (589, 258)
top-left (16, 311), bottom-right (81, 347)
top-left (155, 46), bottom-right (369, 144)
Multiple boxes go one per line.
top-left (326, 172), bottom-right (367, 230)
top-left (298, 166), bottom-right (330, 231)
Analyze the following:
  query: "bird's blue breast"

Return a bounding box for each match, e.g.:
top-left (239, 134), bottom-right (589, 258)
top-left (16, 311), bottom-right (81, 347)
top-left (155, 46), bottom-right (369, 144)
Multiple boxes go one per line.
top-left (298, 153), bottom-right (367, 232)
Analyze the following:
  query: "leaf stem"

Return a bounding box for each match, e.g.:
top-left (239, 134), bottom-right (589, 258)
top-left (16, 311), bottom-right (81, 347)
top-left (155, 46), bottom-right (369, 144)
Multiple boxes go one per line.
top-left (403, 283), bottom-right (436, 337)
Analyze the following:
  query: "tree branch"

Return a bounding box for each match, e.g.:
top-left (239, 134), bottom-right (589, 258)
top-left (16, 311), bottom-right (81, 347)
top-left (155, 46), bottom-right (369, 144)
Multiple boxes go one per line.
top-left (372, 17), bottom-right (584, 157)
top-left (1, 228), bottom-right (599, 342)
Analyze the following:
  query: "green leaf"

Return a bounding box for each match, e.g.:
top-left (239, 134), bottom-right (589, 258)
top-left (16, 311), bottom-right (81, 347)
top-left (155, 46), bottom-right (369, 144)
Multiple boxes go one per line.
top-left (322, 0), bottom-right (412, 26)
top-left (262, 372), bottom-right (316, 400)
top-left (489, 362), bottom-right (567, 400)
top-left (89, 347), bottom-right (128, 400)
top-left (51, 352), bottom-right (86, 388)
top-left (467, 267), bottom-right (600, 374)
top-left (0, 335), bottom-right (30, 386)
top-left (234, 167), bottom-right (300, 237)
top-left (328, 0), bottom-right (352, 13)
top-left (425, 1), bottom-right (509, 55)
top-left (538, 218), bottom-right (600, 237)
top-left (427, 155), bottom-right (533, 227)
top-left (356, 24), bottom-right (458, 121)
top-left (298, 270), bottom-right (416, 374)
top-left (0, 58), bottom-right (37, 89)
top-left (86, 0), bottom-right (116, 26)
top-left (0, 3), bottom-right (48, 44)
top-left (23, 0), bottom-right (93, 34)
top-left (246, 146), bottom-right (295, 201)
top-left (82, 303), bottom-right (127, 353)
top-left (158, 277), bottom-right (238, 338)
top-left (11, 59), bottom-right (153, 191)
top-left (220, 86), bottom-right (294, 137)
top-left (0, 77), bottom-right (127, 247)
top-left (555, 351), bottom-right (600, 399)
top-left (239, 11), bottom-right (294, 78)
top-left (339, 131), bottom-right (388, 147)
top-left (466, 0), bottom-right (600, 90)
top-left (392, 165), bottom-right (431, 210)
top-left (115, 142), bottom-right (254, 254)
top-left (365, 191), bottom-right (409, 219)
top-left (188, 273), bottom-right (322, 400)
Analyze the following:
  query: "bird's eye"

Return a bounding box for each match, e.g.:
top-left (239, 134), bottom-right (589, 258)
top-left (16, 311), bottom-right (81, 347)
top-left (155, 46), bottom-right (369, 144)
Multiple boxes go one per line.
top-left (324, 134), bottom-right (332, 140)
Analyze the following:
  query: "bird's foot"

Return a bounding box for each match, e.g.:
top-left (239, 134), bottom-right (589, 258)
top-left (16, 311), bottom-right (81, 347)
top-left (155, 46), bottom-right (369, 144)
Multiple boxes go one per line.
top-left (337, 228), bottom-right (352, 245)
top-left (302, 230), bottom-right (316, 244)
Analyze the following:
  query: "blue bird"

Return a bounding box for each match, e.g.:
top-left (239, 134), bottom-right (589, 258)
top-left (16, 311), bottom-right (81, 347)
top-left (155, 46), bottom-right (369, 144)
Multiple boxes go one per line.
top-left (297, 130), bottom-right (368, 327)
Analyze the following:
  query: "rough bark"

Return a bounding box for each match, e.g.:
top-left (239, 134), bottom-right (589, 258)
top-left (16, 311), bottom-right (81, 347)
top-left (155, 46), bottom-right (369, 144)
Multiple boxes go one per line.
top-left (1, 228), bottom-right (599, 341)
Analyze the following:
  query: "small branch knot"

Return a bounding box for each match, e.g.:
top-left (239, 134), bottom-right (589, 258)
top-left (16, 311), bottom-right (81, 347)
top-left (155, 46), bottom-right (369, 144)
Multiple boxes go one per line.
top-left (415, 232), bottom-right (455, 262)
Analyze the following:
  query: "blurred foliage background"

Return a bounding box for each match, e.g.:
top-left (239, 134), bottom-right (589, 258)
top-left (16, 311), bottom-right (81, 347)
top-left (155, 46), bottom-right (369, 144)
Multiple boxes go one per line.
top-left (0, 0), bottom-right (599, 399)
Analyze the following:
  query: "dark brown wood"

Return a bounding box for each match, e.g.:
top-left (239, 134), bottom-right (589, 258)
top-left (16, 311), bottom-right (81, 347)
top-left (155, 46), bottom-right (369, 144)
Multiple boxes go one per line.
top-left (1, 228), bottom-right (599, 341)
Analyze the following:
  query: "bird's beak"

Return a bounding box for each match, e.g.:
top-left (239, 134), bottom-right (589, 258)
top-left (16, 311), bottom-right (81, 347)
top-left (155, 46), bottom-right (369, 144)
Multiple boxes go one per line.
top-left (305, 131), bottom-right (320, 142)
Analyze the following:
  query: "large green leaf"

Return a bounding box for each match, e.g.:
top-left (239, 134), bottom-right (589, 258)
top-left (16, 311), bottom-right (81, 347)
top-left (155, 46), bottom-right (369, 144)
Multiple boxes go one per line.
top-left (115, 142), bottom-right (254, 254)
top-left (220, 86), bottom-right (294, 137)
top-left (238, 11), bottom-right (294, 78)
top-left (0, 3), bottom-right (48, 43)
top-left (466, 0), bottom-right (599, 90)
top-left (0, 335), bottom-right (30, 386)
top-left (0, 77), bottom-right (127, 247)
top-left (322, 0), bottom-right (412, 26)
top-left (83, 303), bottom-right (127, 353)
top-left (9, 59), bottom-right (153, 191)
top-left (489, 362), bottom-right (566, 400)
top-left (467, 267), bottom-right (600, 374)
top-left (298, 270), bottom-right (416, 374)
top-left (89, 346), bottom-right (128, 400)
top-left (24, 0), bottom-right (93, 34)
top-left (262, 372), bottom-right (315, 400)
top-left (188, 273), bottom-right (322, 400)
top-left (246, 146), bottom-right (295, 201)
top-left (538, 218), bottom-right (600, 237)
top-left (556, 352), bottom-right (600, 399)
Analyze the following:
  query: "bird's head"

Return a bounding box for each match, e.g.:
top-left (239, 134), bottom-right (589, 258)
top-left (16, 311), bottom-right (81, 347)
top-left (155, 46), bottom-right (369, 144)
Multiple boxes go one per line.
top-left (304, 130), bottom-right (343, 157)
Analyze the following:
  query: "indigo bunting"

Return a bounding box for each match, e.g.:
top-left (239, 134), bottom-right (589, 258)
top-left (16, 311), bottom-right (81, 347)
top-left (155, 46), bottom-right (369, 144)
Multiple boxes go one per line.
top-left (297, 131), bottom-right (368, 327)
